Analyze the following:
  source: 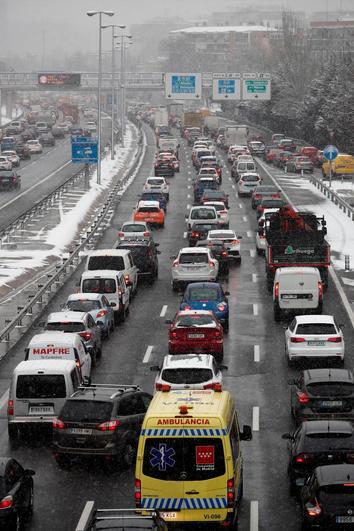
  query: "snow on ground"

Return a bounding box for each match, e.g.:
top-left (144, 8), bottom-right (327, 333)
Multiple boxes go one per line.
top-left (0, 125), bottom-right (135, 288)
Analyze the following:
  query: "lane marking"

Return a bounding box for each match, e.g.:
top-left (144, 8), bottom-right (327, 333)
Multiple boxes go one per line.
top-left (187, 204), bottom-right (190, 209)
top-left (252, 406), bottom-right (260, 431)
top-left (250, 249), bottom-right (256, 258)
top-left (0, 389), bottom-right (9, 411)
top-left (160, 305), bottom-right (168, 317)
top-left (232, 184), bottom-right (235, 190)
top-left (247, 230), bottom-right (253, 238)
top-left (254, 345), bottom-right (260, 362)
top-left (243, 216), bottom-right (248, 222)
top-left (188, 185), bottom-right (191, 189)
top-left (183, 231), bottom-right (187, 238)
top-left (250, 500), bottom-right (259, 531)
top-left (143, 345), bottom-right (153, 363)
top-left (252, 273), bottom-right (258, 283)
top-left (228, 177), bottom-right (232, 182)
top-left (187, 194), bottom-right (191, 199)
top-left (238, 203), bottom-right (243, 208)
top-left (253, 303), bottom-right (258, 316)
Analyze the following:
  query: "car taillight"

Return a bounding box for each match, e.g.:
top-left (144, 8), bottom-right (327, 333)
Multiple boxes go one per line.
top-left (96, 309), bottom-right (108, 318)
top-left (209, 260), bottom-right (215, 268)
top-left (204, 382), bottom-right (222, 391)
top-left (135, 478), bottom-right (141, 507)
top-left (173, 260), bottom-right (179, 268)
top-left (217, 303), bottom-right (226, 312)
top-left (327, 336), bottom-right (342, 343)
top-left (221, 251), bottom-right (228, 258)
top-left (213, 329), bottom-right (223, 338)
top-left (79, 331), bottom-right (92, 341)
top-left (274, 282), bottom-right (279, 299)
top-left (295, 453), bottom-right (314, 464)
top-left (297, 391), bottom-right (310, 404)
top-left (191, 231), bottom-right (199, 237)
top-left (143, 231), bottom-right (150, 237)
top-left (227, 478), bottom-right (235, 507)
top-left (171, 331), bottom-right (178, 338)
top-left (291, 337), bottom-right (305, 343)
top-left (96, 420), bottom-right (121, 431)
top-left (318, 281), bottom-right (323, 300)
top-left (76, 359), bottom-right (81, 369)
top-left (7, 400), bottom-right (13, 416)
top-left (0, 496), bottom-right (13, 510)
top-left (254, 194), bottom-right (261, 199)
top-left (53, 418), bottom-right (66, 429)
top-left (305, 501), bottom-right (322, 518)
top-left (219, 210), bottom-right (227, 214)
top-left (231, 239), bottom-right (239, 245)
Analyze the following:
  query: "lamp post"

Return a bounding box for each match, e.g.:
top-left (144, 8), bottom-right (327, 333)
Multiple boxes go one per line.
top-left (117, 33), bottom-right (132, 148)
top-left (86, 10), bottom-right (114, 184)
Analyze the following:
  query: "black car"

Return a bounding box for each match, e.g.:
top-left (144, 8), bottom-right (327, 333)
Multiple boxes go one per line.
top-left (38, 133), bottom-right (55, 147)
top-left (0, 457), bottom-right (34, 531)
top-left (283, 420), bottom-right (354, 494)
top-left (115, 239), bottom-right (160, 284)
top-left (290, 369), bottom-right (354, 424)
top-left (52, 384), bottom-right (152, 469)
top-left (197, 239), bottom-right (230, 275)
top-left (300, 464), bottom-right (354, 529)
top-left (20, 128), bottom-right (38, 142)
top-left (0, 170), bottom-right (21, 190)
top-left (188, 223), bottom-right (216, 247)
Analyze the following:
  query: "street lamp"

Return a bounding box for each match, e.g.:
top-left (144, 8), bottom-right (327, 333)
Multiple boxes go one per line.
top-left (102, 24), bottom-right (126, 160)
top-left (86, 10), bottom-right (114, 184)
top-left (117, 32), bottom-right (132, 147)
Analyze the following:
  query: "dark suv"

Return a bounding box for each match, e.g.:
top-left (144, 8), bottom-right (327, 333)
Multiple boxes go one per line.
top-left (52, 384), bottom-right (152, 469)
top-left (115, 238), bottom-right (160, 283)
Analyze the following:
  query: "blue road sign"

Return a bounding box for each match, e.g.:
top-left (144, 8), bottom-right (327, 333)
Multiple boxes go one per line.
top-left (171, 75), bottom-right (196, 94)
top-left (218, 79), bottom-right (236, 94)
top-left (323, 145), bottom-right (338, 161)
top-left (71, 137), bottom-right (98, 164)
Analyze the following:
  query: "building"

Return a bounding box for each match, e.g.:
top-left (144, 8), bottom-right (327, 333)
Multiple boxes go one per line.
top-left (308, 19), bottom-right (354, 58)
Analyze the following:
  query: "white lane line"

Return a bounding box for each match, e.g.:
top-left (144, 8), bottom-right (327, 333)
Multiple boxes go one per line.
top-left (228, 177), bottom-right (232, 181)
top-left (250, 500), bottom-right (259, 531)
top-left (252, 273), bottom-right (258, 283)
top-left (160, 305), bottom-right (168, 317)
top-left (252, 406), bottom-right (260, 431)
top-left (243, 216), bottom-right (248, 222)
top-left (183, 231), bottom-right (187, 238)
top-left (253, 303), bottom-right (258, 316)
top-left (0, 389), bottom-right (9, 411)
top-left (238, 203), bottom-right (243, 208)
top-left (232, 184), bottom-right (235, 190)
top-left (187, 204), bottom-right (190, 209)
top-left (254, 345), bottom-right (260, 362)
top-left (0, 160), bottom-right (71, 212)
top-left (188, 185), bottom-right (191, 189)
top-left (250, 249), bottom-right (256, 258)
top-left (247, 230), bottom-right (253, 238)
top-left (187, 194), bottom-right (191, 199)
top-left (143, 345), bottom-right (153, 363)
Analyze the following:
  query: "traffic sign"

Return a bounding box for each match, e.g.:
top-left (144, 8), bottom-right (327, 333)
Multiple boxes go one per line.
top-left (242, 73), bottom-right (271, 100)
top-left (165, 73), bottom-right (202, 100)
top-left (323, 145), bottom-right (338, 161)
top-left (212, 73), bottom-right (240, 100)
top-left (71, 137), bottom-right (98, 164)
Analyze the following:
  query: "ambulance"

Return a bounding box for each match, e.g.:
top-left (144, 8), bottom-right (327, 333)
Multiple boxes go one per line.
top-left (135, 389), bottom-right (252, 528)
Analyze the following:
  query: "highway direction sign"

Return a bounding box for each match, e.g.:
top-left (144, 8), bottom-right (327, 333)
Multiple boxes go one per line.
top-left (165, 73), bottom-right (202, 100)
top-left (212, 73), bottom-right (241, 100)
top-left (71, 136), bottom-right (98, 164)
top-left (242, 73), bottom-right (271, 100)
top-left (323, 145), bottom-right (339, 161)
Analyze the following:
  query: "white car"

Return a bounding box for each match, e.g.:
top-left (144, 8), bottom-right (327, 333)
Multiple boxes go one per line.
top-left (1, 151), bottom-right (20, 167)
top-left (285, 315), bottom-right (345, 365)
top-left (171, 247), bottom-right (219, 291)
top-left (143, 176), bottom-right (169, 200)
top-left (85, 121), bottom-right (97, 132)
top-left (0, 156), bottom-right (12, 170)
top-left (236, 154), bottom-right (254, 163)
top-left (197, 167), bottom-right (219, 180)
top-left (207, 229), bottom-right (242, 263)
top-left (203, 201), bottom-right (229, 228)
top-left (151, 354), bottom-right (226, 392)
top-left (27, 139), bottom-right (43, 154)
top-left (117, 221), bottom-right (151, 241)
top-left (237, 172), bottom-right (262, 197)
top-left (186, 205), bottom-right (218, 232)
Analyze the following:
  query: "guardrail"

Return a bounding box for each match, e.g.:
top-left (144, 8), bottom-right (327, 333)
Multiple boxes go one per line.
top-left (309, 173), bottom-right (354, 221)
top-left (0, 125), bottom-right (146, 358)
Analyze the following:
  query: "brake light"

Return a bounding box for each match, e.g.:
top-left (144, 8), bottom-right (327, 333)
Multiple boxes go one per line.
top-left (219, 210), bottom-right (227, 214)
top-left (171, 331), bottom-right (178, 338)
top-left (118, 231), bottom-right (124, 237)
top-left (53, 418), bottom-right (66, 429)
top-left (96, 309), bottom-right (108, 318)
top-left (213, 329), bottom-right (223, 338)
top-left (297, 391), bottom-right (310, 404)
top-left (254, 194), bottom-right (261, 199)
top-left (274, 282), bottom-right (279, 299)
top-left (191, 231), bottom-right (199, 237)
top-left (291, 337), bottom-right (305, 343)
top-left (305, 501), bottom-right (322, 517)
top-left (221, 251), bottom-right (228, 258)
top-left (183, 306), bottom-right (191, 311)
top-left (0, 496), bottom-right (13, 510)
top-left (96, 420), bottom-right (121, 431)
top-left (143, 231), bottom-right (150, 237)
top-left (318, 281), bottom-right (323, 300)
top-left (79, 331), bottom-right (92, 341)
top-left (204, 382), bottom-right (222, 392)
top-left (7, 400), bottom-right (13, 416)
top-left (76, 359), bottom-right (81, 369)
top-left (327, 336), bottom-right (342, 343)
top-left (158, 384), bottom-right (171, 392)
top-left (227, 478), bottom-right (235, 507)
top-left (295, 453), bottom-right (314, 464)
top-left (135, 478), bottom-right (142, 507)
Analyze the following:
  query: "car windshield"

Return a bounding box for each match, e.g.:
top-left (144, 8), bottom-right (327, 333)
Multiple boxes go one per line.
top-left (179, 253), bottom-right (208, 264)
top-left (60, 400), bottom-right (113, 423)
top-left (88, 256), bottom-right (125, 271)
top-left (238, 163), bottom-right (255, 171)
top-left (188, 287), bottom-right (220, 301)
top-left (67, 300), bottom-right (101, 312)
top-left (143, 438), bottom-right (225, 481)
top-left (46, 321), bottom-right (85, 333)
top-left (296, 323), bottom-right (337, 335)
top-left (82, 278), bottom-right (116, 294)
top-left (161, 368), bottom-right (213, 384)
top-left (122, 224), bottom-right (145, 233)
top-left (17, 375), bottom-right (66, 399)
top-left (176, 314), bottom-right (215, 327)
top-left (307, 382), bottom-right (354, 397)
top-left (191, 209), bottom-right (215, 220)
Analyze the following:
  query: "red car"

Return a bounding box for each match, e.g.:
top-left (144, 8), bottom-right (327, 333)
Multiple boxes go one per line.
top-left (166, 310), bottom-right (224, 357)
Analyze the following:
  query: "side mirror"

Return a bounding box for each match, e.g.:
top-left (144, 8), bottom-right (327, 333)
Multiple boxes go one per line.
top-left (240, 425), bottom-right (252, 441)
top-left (165, 319), bottom-right (173, 325)
top-left (154, 243), bottom-right (160, 247)
top-left (339, 323), bottom-right (345, 328)
top-left (224, 291), bottom-right (230, 296)
top-left (281, 433), bottom-right (293, 440)
top-left (170, 255), bottom-right (176, 260)
top-left (150, 365), bottom-right (160, 372)
top-left (219, 364), bottom-right (228, 371)
top-left (25, 469), bottom-right (36, 476)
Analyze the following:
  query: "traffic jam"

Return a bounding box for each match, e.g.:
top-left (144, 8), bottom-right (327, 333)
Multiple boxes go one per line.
top-left (0, 99), bottom-right (353, 531)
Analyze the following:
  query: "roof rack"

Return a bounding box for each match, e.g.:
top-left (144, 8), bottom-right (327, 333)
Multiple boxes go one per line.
top-left (78, 383), bottom-right (140, 392)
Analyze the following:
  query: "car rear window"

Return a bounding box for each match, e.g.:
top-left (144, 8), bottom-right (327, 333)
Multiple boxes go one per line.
top-left (307, 382), bottom-right (354, 397)
top-left (82, 278), bottom-right (116, 294)
top-left (188, 287), bottom-right (219, 301)
top-left (304, 432), bottom-right (354, 452)
top-left (60, 400), bottom-right (113, 422)
top-left (209, 232), bottom-right (234, 239)
top-left (319, 485), bottom-right (354, 508)
top-left (261, 200), bottom-right (284, 207)
top-left (161, 368), bottom-right (213, 384)
top-left (143, 438), bottom-right (225, 481)
top-left (46, 322), bottom-right (85, 333)
top-left (67, 300), bottom-right (101, 312)
top-left (176, 315), bottom-right (215, 327)
top-left (193, 224), bottom-right (215, 233)
top-left (191, 209), bottom-right (216, 220)
top-left (241, 175), bottom-right (259, 182)
top-left (122, 224), bottom-right (146, 233)
top-left (147, 179), bottom-right (164, 186)
top-left (296, 323), bottom-right (337, 335)
top-left (138, 207), bottom-right (160, 213)
top-left (88, 256), bottom-right (125, 271)
top-left (119, 246), bottom-right (148, 267)
top-left (179, 253), bottom-right (208, 264)
top-left (16, 375), bottom-right (66, 399)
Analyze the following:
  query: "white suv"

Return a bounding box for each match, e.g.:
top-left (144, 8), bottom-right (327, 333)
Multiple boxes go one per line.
top-left (171, 247), bottom-right (219, 291)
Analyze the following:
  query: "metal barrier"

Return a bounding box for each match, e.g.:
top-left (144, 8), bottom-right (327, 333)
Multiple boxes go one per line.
top-left (309, 173), bottom-right (354, 221)
top-left (0, 125), bottom-right (146, 358)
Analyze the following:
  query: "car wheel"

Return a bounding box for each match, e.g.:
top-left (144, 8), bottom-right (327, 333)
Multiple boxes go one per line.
top-left (96, 345), bottom-right (102, 359)
top-left (8, 424), bottom-right (20, 446)
top-left (90, 350), bottom-right (97, 367)
top-left (9, 512), bottom-right (20, 531)
top-left (256, 247), bottom-right (263, 256)
top-left (113, 312), bottom-right (120, 326)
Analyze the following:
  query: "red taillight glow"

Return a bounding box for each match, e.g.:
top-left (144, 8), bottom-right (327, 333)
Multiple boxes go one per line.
top-left (227, 478), bottom-right (235, 507)
top-left (143, 231), bottom-right (150, 237)
top-left (96, 420), bottom-right (120, 431)
top-left (7, 400), bottom-right (13, 416)
top-left (297, 391), bottom-right (310, 404)
top-left (305, 501), bottom-right (322, 517)
top-left (209, 260), bottom-right (215, 268)
top-left (118, 231), bottom-right (124, 237)
top-left (0, 496), bottom-right (13, 510)
top-left (327, 337), bottom-right (342, 343)
top-left (171, 331), bottom-right (178, 338)
top-left (135, 478), bottom-right (141, 506)
top-left (53, 419), bottom-right (66, 429)
top-left (291, 337), bottom-right (306, 343)
top-left (158, 384), bottom-right (171, 392)
top-left (274, 282), bottom-right (279, 299)
top-left (213, 329), bottom-right (222, 338)
top-left (318, 281), bottom-right (323, 300)
top-left (79, 331), bottom-right (92, 342)
top-left (96, 309), bottom-right (108, 318)
top-left (191, 231), bottom-right (199, 237)
top-left (204, 382), bottom-right (222, 392)
top-left (295, 453), bottom-right (314, 464)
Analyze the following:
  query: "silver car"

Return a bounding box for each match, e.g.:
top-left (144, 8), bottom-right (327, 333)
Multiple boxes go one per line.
top-left (63, 293), bottom-right (115, 339)
top-left (171, 247), bottom-right (219, 291)
top-left (117, 221), bottom-right (152, 241)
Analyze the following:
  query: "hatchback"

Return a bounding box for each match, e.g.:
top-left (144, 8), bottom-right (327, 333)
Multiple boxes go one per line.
top-left (171, 248), bottom-right (219, 291)
top-left (117, 221), bottom-right (151, 241)
top-left (180, 282), bottom-right (230, 332)
top-left (0, 458), bottom-right (35, 530)
top-left (237, 173), bottom-right (262, 197)
top-left (251, 185), bottom-right (281, 209)
top-left (63, 293), bottom-right (115, 339)
top-left (207, 229), bottom-right (242, 263)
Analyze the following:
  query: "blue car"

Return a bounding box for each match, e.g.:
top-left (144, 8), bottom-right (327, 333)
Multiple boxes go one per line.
top-left (180, 282), bottom-right (230, 331)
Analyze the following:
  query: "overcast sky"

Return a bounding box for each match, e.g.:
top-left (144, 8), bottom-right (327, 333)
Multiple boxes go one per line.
top-left (1, 0), bottom-right (352, 60)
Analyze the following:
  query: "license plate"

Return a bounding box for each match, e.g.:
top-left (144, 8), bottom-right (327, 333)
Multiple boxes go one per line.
top-left (282, 294), bottom-right (297, 299)
top-left (188, 334), bottom-right (205, 339)
top-left (29, 406), bottom-right (54, 415)
top-left (68, 428), bottom-right (92, 435)
top-left (308, 341), bottom-right (325, 346)
top-left (336, 516), bottom-right (354, 523)
top-left (160, 512), bottom-right (177, 520)
top-left (320, 401), bottom-right (343, 407)
top-left (1, 179), bottom-right (9, 182)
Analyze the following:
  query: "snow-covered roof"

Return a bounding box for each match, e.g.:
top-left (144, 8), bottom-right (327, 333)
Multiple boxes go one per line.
top-left (170, 25), bottom-right (280, 35)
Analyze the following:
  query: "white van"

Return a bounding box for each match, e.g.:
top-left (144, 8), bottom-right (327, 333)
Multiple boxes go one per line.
top-left (25, 332), bottom-right (92, 380)
top-left (8, 359), bottom-right (81, 442)
top-left (186, 205), bottom-right (218, 232)
top-left (273, 267), bottom-right (323, 322)
top-left (80, 269), bottom-right (130, 325)
top-left (85, 249), bottom-right (138, 297)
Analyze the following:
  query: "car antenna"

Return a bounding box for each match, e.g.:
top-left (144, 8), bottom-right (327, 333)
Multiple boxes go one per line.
top-left (348, 474), bottom-right (351, 481)
top-left (327, 421), bottom-right (330, 433)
